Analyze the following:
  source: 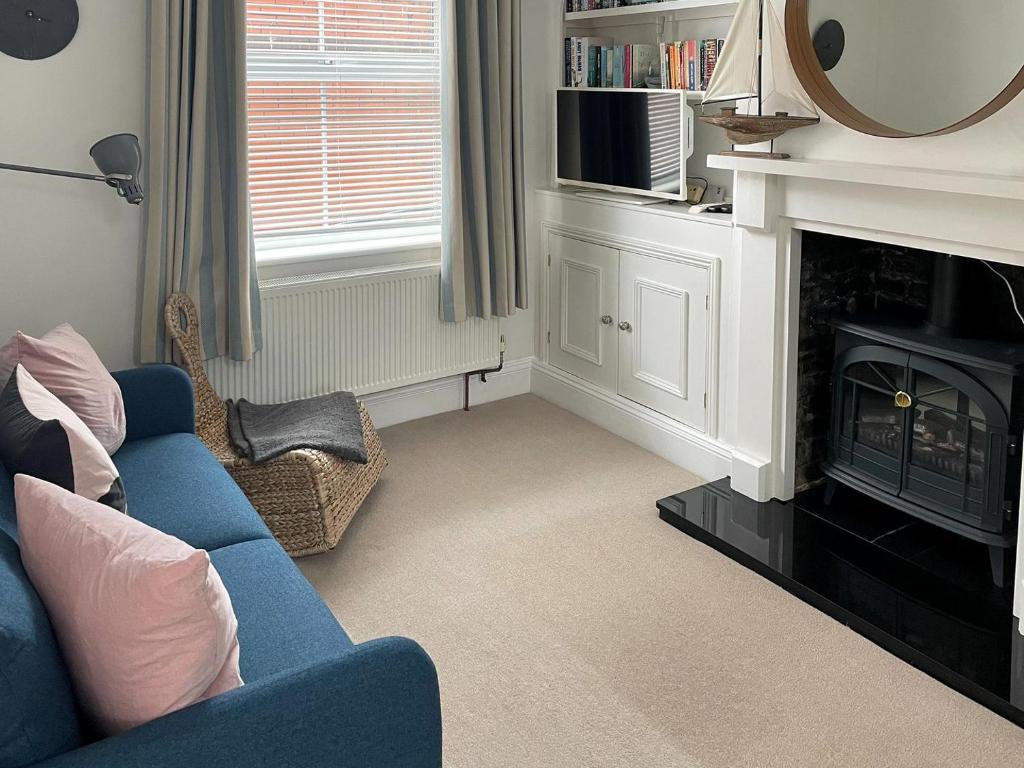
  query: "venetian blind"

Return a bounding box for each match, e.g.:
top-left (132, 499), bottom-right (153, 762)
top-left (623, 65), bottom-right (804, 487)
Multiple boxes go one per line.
top-left (246, 0), bottom-right (441, 242)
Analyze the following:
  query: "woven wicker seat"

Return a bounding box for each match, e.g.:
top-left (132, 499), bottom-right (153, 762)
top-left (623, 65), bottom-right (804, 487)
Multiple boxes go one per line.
top-left (164, 293), bottom-right (386, 557)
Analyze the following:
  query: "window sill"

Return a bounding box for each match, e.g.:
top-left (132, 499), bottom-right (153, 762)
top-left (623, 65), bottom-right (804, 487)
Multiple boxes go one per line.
top-left (255, 233), bottom-right (442, 281)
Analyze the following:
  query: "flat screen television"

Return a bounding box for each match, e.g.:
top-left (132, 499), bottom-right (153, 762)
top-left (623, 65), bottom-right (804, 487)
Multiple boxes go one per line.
top-left (556, 89), bottom-right (694, 202)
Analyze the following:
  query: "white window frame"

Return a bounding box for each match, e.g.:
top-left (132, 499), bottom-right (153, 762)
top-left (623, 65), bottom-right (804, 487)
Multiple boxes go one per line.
top-left (246, 1), bottom-right (443, 271)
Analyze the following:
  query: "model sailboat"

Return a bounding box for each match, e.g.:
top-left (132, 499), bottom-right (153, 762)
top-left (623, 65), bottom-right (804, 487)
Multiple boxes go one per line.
top-left (700, 0), bottom-right (818, 158)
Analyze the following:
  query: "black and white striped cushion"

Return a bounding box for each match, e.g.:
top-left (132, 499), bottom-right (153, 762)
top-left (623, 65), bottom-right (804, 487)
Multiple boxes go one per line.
top-left (0, 365), bottom-right (125, 512)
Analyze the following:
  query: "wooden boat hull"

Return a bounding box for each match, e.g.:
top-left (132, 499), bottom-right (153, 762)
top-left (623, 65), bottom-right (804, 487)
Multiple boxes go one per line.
top-left (699, 113), bottom-right (819, 145)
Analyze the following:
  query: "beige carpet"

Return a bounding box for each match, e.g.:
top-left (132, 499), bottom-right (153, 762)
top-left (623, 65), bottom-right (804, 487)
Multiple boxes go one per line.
top-left (298, 395), bottom-right (1024, 767)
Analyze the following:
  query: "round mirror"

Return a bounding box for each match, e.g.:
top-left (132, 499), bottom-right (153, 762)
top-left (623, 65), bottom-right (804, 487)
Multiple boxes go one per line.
top-left (786, 0), bottom-right (1024, 137)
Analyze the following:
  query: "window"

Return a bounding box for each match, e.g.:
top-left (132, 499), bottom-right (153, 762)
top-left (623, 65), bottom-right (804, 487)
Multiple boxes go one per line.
top-left (246, 1), bottom-right (442, 256)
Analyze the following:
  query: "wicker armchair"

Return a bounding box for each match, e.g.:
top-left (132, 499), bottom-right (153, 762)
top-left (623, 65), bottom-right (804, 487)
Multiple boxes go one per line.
top-left (164, 293), bottom-right (386, 557)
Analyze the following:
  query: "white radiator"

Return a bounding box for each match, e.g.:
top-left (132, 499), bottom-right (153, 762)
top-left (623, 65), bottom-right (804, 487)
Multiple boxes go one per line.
top-left (206, 263), bottom-right (501, 403)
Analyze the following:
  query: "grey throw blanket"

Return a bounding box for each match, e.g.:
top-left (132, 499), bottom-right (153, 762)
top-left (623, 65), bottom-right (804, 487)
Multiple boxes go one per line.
top-left (226, 391), bottom-right (368, 465)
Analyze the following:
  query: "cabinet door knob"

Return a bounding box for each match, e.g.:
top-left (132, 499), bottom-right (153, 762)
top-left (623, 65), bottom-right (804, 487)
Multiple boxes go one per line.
top-left (600, 315), bottom-right (614, 325)
top-left (618, 321), bottom-right (632, 333)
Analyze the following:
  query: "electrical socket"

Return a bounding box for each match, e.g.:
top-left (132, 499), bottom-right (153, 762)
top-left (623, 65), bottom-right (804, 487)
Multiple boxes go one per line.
top-left (706, 185), bottom-right (727, 203)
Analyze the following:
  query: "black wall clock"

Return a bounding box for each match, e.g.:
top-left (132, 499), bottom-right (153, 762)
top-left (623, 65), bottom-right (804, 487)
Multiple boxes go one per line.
top-left (812, 19), bottom-right (845, 73)
top-left (0, 0), bottom-right (80, 61)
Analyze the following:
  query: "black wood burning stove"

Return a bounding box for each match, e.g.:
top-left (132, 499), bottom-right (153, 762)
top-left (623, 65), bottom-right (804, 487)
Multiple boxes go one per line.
top-left (822, 317), bottom-right (1024, 585)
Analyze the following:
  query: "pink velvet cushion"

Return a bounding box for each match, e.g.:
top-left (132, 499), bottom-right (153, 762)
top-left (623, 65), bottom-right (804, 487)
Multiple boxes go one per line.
top-left (0, 324), bottom-right (126, 454)
top-left (14, 475), bottom-right (243, 736)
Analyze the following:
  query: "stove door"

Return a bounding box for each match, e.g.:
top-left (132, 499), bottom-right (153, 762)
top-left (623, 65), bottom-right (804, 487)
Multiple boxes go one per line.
top-left (902, 354), bottom-right (1009, 533)
top-left (831, 345), bottom-right (912, 494)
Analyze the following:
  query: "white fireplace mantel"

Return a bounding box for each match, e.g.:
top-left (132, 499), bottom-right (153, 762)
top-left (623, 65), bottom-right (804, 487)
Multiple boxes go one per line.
top-left (708, 156), bottom-right (1024, 263)
top-left (712, 154), bottom-right (1024, 505)
top-left (708, 156), bottom-right (1024, 202)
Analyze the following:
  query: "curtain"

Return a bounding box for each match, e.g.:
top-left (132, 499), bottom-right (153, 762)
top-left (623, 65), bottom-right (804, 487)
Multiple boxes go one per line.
top-left (137, 0), bottom-right (262, 364)
top-left (440, 0), bottom-right (528, 323)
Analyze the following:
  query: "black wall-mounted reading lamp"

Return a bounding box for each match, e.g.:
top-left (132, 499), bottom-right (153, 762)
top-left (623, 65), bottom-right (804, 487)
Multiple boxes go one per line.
top-left (0, 133), bottom-right (144, 205)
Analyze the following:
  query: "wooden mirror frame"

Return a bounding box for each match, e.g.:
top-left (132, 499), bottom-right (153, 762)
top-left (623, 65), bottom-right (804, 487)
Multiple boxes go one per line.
top-left (785, 0), bottom-right (1024, 138)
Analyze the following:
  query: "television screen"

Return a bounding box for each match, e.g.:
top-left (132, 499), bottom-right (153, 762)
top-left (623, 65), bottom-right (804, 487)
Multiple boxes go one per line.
top-left (557, 90), bottom-right (687, 200)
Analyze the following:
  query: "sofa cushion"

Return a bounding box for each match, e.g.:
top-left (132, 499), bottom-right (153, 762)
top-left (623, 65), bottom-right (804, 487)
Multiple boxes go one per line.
top-left (0, 365), bottom-right (126, 512)
top-left (113, 433), bottom-right (273, 551)
top-left (0, 529), bottom-right (81, 765)
top-left (16, 475), bottom-right (244, 736)
top-left (0, 324), bottom-right (127, 454)
top-left (210, 539), bottom-right (353, 683)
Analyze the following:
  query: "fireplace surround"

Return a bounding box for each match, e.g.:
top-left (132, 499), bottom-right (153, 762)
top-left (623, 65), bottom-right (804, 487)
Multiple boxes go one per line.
top-left (658, 153), bottom-right (1024, 724)
top-left (706, 154), bottom-right (1024, 509)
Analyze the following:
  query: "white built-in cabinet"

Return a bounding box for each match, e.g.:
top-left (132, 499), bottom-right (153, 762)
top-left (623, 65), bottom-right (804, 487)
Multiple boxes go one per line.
top-left (547, 229), bottom-right (713, 432)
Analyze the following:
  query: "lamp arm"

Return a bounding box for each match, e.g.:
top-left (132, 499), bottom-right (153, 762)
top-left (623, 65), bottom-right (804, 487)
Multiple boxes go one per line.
top-left (0, 161), bottom-right (129, 184)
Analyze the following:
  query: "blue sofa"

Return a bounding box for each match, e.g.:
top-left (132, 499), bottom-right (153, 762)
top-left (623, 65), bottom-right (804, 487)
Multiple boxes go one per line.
top-left (0, 365), bottom-right (442, 768)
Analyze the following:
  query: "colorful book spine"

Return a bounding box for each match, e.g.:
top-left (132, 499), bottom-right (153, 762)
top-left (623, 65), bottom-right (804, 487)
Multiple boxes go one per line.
top-left (564, 38), bottom-right (572, 87)
top-left (630, 44), bottom-right (658, 88)
top-left (574, 38), bottom-right (586, 87)
top-left (687, 40), bottom-right (697, 92)
top-left (703, 39), bottom-right (719, 90)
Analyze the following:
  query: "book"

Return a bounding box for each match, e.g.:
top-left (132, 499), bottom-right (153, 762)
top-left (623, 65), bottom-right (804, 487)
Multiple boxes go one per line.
top-left (702, 39), bottom-right (719, 90)
top-left (630, 44), bottom-right (658, 88)
top-left (687, 40), bottom-right (696, 92)
top-left (564, 38), bottom-right (572, 86)
top-left (613, 45), bottom-right (625, 88)
top-left (672, 42), bottom-right (680, 89)
top-left (571, 36), bottom-right (610, 87)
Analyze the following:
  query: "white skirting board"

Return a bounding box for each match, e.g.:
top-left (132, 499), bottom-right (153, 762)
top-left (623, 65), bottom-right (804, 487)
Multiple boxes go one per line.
top-left (362, 357), bottom-right (534, 429)
top-left (212, 350), bottom-right (729, 479)
top-left (530, 361), bottom-right (732, 482)
top-left (359, 358), bottom-right (731, 485)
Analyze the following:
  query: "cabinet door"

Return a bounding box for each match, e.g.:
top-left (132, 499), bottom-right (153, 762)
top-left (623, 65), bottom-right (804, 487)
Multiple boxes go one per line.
top-left (548, 233), bottom-right (619, 392)
top-left (617, 251), bottom-right (709, 430)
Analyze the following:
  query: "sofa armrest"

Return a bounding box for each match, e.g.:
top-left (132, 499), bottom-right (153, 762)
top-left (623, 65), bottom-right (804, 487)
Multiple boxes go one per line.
top-left (112, 366), bottom-right (195, 441)
top-left (36, 637), bottom-right (442, 768)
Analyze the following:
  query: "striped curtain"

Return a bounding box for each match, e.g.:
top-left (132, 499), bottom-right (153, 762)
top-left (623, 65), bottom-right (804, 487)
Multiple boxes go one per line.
top-left (137, 0), bottom-right (262, 364)
top-left (440, 0), bottom-right (528, 322)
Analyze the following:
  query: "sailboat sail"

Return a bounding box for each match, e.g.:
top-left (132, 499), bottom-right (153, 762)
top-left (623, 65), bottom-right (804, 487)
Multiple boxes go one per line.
top-left (703, 0), bottom-right (817, 118)
top-left (702, 0), bottom-right (759, 103)
top-left (761, 2), bottom-right (817, 116)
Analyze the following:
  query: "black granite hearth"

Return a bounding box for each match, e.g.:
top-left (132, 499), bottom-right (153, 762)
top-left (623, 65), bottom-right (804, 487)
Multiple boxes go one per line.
top-left (658, 478), bottom-right (1024, 726)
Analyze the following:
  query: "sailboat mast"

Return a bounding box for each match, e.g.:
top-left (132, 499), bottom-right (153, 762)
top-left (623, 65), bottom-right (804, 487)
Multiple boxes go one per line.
top-left (756, 0), bottom-right (764, 117)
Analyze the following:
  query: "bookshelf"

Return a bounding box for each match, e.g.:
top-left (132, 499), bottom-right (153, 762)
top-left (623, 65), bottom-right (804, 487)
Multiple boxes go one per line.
top-left (559, 0), bottom-right (738, 199)
top-left (565, 0), bottom-right (739, 26)
top-left (561, 86), bottom-right (707, 100)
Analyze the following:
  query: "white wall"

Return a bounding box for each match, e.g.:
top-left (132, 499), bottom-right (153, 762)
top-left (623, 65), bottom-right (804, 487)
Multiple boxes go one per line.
top-left (777, 0), bottom-right (1024, 175)
top-left (0, 0), bottom-right (146, 371)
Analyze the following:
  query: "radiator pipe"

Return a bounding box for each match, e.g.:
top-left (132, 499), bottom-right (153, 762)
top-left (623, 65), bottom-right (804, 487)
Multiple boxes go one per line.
top-left (463, 336), bottom-right (506, 412)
